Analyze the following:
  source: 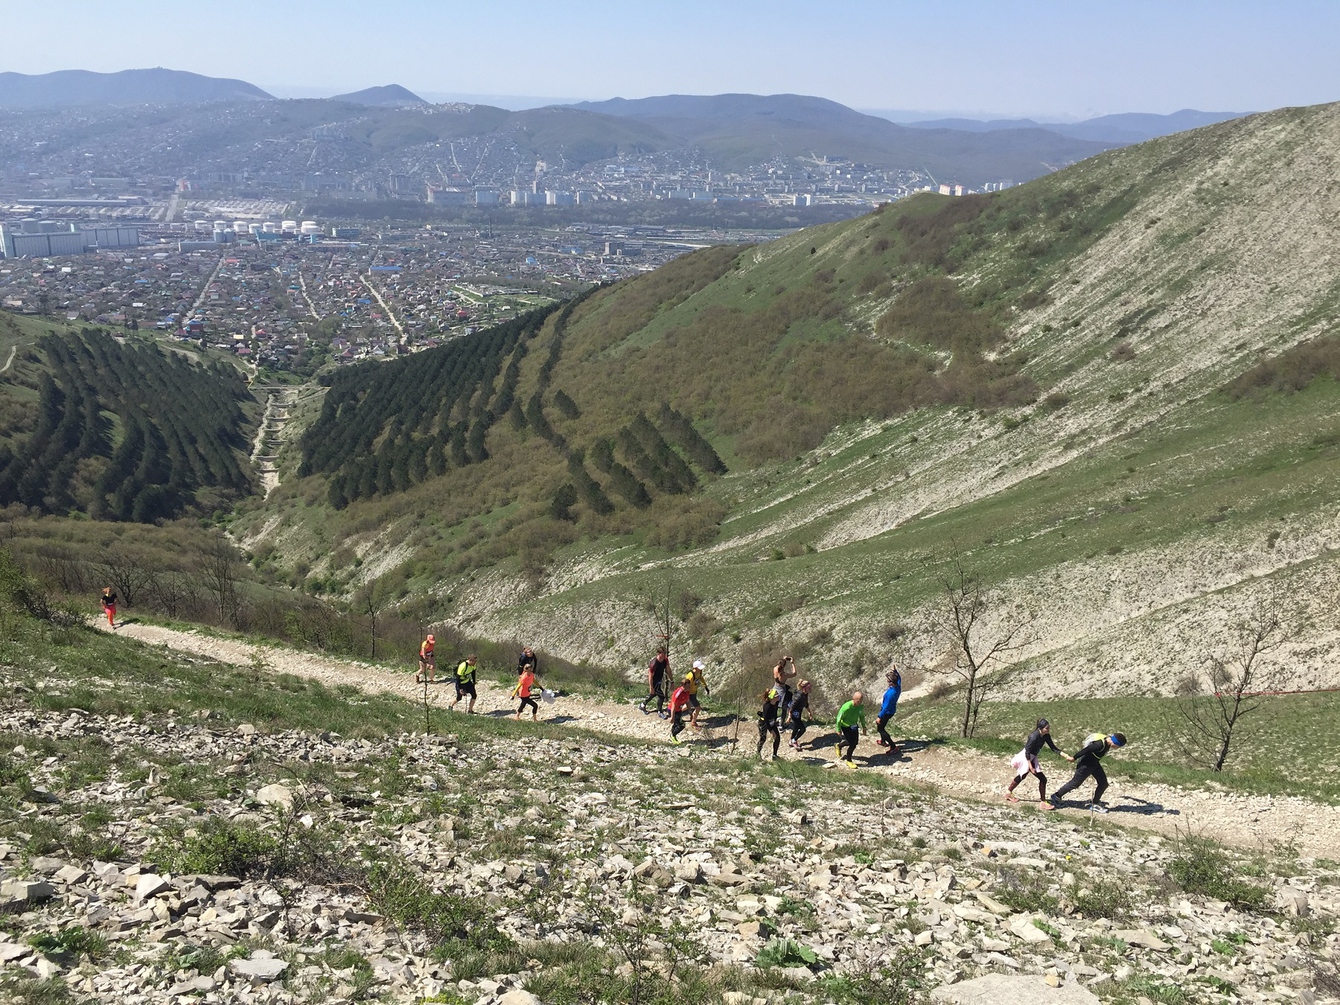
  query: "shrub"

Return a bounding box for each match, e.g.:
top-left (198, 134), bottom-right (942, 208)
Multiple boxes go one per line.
top-left (756, 938), bottom-right (819, 969)
top-left (364, 859), bottom-right (513, 954)
top-left (1225, 334), bottom-right (1340, 398)
top-left (1167, 839), bottom-right (1266, 908)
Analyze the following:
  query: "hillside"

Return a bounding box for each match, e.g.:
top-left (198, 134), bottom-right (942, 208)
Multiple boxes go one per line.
top-left (331, 84), bottom-right (427, 107)
top-left (0, 321), bottom-right (258, 521)
top-left (0, 67), bottom-right (272, 108)
top-left (228, 100), bottom-right (1340, 703)
top-left (903, 109), bottom-right (1247, 144)
top-left (572, 92), bottom-right (1113, 181)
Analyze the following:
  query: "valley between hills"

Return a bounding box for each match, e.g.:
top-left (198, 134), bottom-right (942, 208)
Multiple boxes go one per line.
top-left (3, 97), bottom-right (1340, 1005)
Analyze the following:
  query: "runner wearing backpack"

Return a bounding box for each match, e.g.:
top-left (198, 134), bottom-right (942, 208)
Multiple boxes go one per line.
top-left (1047, 732), bottom-right (1127, 812)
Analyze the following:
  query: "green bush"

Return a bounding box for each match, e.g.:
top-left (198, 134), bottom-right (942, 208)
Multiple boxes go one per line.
top-left (1167, 839), bottom-right (1266, 909)
top-left (756, 938), bottom-right (819, 969)
top-left (1069, 876), bottom-right (1133, 919)
top-left (364, 859), bottom-right (512, 955)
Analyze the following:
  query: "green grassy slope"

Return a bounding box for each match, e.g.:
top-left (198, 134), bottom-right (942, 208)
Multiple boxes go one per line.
top-left (236, 101), bottom-right (1340, 700)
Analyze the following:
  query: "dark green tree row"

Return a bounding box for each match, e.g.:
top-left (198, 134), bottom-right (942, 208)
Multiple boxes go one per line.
top-left (306, 305), bottom-right (562, 509)
top-left (0, 333), bottom-right (254, 522)
top-left (311, 287), bottom-right (613, 511)
top-left (579, 406), bottom-right (725, 514)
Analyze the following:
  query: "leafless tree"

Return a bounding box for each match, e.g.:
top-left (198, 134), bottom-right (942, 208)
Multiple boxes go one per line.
top-left (146, 568), bottom-right (199, 620)
top-left (353, 576), bottom-right (392, 661)
top-left (98, 549), bottom-right (154, 608)
top-left (199, 536), bottom-right (241, 628)
top-left (930, 546), bottom-right (1035, 738)
top-left (1172, 595), bottom-right (1295, 772)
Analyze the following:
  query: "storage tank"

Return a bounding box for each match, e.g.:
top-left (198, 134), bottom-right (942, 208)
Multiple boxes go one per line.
top-left (194, 220), bottom-right (209, 232)
top-left (281, 220), bottom-right (298, 234)
top-left (262, 221), bottom-right (277, 234)
top-left (299, 220), bottom-right (320, 235)
top-left (233, 220), bottom-right (248, 234)
top-left (248, 223), bottom-right (262, 236)
top-left (212, 228), bottom-right (232, 244)
top-left (213, 220), bottom-right (227, 231)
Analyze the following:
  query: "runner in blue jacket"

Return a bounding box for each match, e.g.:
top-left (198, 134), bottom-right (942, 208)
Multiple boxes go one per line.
top-left (875, 668), bottom-right (902, 755)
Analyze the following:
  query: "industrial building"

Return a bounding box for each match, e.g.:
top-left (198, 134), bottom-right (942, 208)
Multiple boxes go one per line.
top-left (0, 221), bottom-right (140, 259)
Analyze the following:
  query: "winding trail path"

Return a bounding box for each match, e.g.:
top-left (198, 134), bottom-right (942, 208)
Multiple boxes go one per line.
top-left (1, 345), bottom-right (16, 373)
top-left (100, 619), bottom-right (1340, 857)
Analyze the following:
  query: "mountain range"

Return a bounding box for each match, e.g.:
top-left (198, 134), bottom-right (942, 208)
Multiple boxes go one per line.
top-left (0, 67), bottom-right (271, 107)
top-left (0, 67), bottom-right (1247, 186)
top-left (570, 92), bottom-right (1114, 180)
top-left (895, 109), bottom-right (1248, 144)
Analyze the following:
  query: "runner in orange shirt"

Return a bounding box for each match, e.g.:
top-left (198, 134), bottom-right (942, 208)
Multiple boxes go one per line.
top-left (415, 634), bottom-right (437, 683)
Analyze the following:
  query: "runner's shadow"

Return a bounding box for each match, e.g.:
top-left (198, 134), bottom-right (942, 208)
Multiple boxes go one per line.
top-left (545, 715), bottom-right (579, 725)
top-left (1112, 797), bottom-right (1179, 816)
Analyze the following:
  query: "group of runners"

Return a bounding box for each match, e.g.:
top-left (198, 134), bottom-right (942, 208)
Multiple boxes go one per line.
top-left (417, 632), bottom-right (1128, 811)
top-left (640, 644), bottom-right (1129, 811)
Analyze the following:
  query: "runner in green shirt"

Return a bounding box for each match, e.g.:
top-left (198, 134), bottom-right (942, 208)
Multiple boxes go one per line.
top-left (834, 691), bottom-right (866, 768)
top-left (450, 655), bottom-right (478, 714)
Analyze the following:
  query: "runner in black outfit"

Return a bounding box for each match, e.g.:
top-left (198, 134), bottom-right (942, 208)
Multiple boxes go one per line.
top-left (639, 647), bottom-right (670, 716)
top-left (787, 680), bottom-right (813, 750)
top-left (755, 687), bottom-right (783, 759)
top-left (1005, 718), bottom-right (1074, 804)
top-left (1047, 732), bottom-right (1127, 812)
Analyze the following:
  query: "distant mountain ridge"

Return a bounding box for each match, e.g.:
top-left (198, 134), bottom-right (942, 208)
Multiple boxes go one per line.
top-left (332, 84), bottom-right (427, 107)
top-left (0, 67), bottom-right (272, 108)
top-left (570, 92), bottom-right (1113, 183)
top-left (895, 109), bottom-right (1248, 144)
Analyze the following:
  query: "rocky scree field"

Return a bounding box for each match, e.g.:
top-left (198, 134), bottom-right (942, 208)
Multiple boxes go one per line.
top-left (1, 609), bottom-right (1339, 1005)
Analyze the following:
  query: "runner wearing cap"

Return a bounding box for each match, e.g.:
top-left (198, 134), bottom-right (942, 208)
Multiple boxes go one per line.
top-left (1047, 732), bottom-right (1128, 812)
top-left (683, 660), bottom-right (710, 730)
top-left (450, 654), bottom-right (478, 713)
top-left (1006, 718), bottom-right (1073, 804)
top-left (416, 633), bottom-right (437, 683)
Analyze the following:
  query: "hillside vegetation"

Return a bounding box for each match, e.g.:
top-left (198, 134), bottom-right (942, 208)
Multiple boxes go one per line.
top-left (215, 102), bottom-right (1340, 697)
top-left (0, 328), bottom-right (257, 521)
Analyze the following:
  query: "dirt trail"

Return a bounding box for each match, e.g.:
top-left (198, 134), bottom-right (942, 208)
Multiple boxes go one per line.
top-left (102, 620), bottom-right (1340, 858)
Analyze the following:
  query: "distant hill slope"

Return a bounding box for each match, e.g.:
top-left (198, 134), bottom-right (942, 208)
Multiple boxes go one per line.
top-left (572, 92), bottom-right (1113, 182)
top-left (237, 100), bottom-right (1340, 700)
top-left (0, 67), bottom-right (273, 108)
top-left (0, 319), bottom-right (258, 520)
top-left (902, 109), bottom-right (1248, 144)
top-left (332, 84), bottom-right (428, 107)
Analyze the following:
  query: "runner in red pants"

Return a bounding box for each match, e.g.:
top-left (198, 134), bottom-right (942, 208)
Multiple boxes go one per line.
top-left (101, 587), bottom-right (117, 628)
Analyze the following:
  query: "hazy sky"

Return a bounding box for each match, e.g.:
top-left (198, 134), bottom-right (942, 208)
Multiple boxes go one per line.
top-left (3, 0), bottom-right (1338, 118)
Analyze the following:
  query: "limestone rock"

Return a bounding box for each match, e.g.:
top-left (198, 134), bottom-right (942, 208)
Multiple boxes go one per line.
top-left (931, 974), bottom-right (1101, 1005)
top-left (256, 783), bottom-right (294, 811)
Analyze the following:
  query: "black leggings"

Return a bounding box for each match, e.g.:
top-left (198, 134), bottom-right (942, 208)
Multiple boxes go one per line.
top-left (642, 677), bottom-right (666, 712)
top-left (1009, 769), bottom-right (1048, 800)
top-left (517, 696), bottom-right (539, 715)
top-left (790, 718), bottom-right (807, 744)
top-left (756, 719), bottom-right (780, 757)
top-left (839, 726), bottom-right (859, 761)
top-left (1052, 758), bottom-right (1107, 803)
top-left (671, 710), bottom-right (688, 738)
top-left (876, 714), bottom-right (895, 748)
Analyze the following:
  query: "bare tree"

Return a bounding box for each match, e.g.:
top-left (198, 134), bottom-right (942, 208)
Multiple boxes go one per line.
top-left (199, 536), bottom-right (242, 628)
top-left (146, 568), bottom-right (199, 620)
top-left (1172, 595), bottom-right (1295, 772)
top-left (353, 576), bottom-right (392, 661)
top-left (99, 549), bottom-right (155, 608)
top-left (930, 547), bottom-right (1035, 738)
